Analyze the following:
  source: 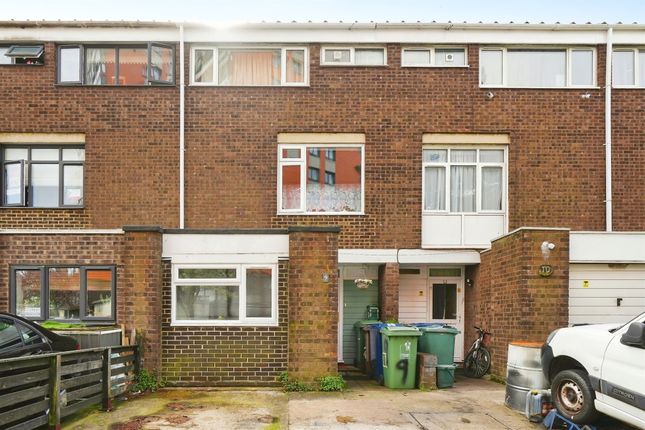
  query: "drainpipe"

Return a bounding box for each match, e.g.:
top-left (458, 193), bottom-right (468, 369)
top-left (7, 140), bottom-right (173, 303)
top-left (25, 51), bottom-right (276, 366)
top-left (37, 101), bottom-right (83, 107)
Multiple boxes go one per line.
top-left (605, 27), bottom-right (613, 232)
top-left (179, 24), bottom-right (185, 229)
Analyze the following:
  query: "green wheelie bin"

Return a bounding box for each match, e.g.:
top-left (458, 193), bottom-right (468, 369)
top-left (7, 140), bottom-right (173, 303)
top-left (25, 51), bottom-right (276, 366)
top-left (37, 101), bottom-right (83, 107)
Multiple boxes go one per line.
top-left (417, 325), bottom-right (460, 388)
top-left (380, 326), bottom-right (421, 389)
top-left (354, 319), bottom-right (378, 370)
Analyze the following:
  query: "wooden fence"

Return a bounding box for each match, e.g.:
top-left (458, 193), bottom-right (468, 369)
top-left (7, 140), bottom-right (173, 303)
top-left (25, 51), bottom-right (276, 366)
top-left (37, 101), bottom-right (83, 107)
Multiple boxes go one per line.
top-left (0, 345), bottom-right (139, 430)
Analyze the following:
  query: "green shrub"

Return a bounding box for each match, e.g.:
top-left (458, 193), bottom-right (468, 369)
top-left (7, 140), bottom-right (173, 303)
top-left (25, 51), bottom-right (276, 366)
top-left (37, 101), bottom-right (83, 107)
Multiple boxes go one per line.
top-left (132, 369), bottom-right (165, 393)
top-left (318, 375), bottom-right (346, 392)
top-left (277, 372), bottom-right (313, 392)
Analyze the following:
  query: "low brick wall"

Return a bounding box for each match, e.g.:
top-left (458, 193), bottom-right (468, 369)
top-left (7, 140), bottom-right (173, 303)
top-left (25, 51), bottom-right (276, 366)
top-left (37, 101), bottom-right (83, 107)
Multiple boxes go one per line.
top-left (161, 260), bottom-right (289, 386)
top-left (465, 228), bottom-right (570, 379)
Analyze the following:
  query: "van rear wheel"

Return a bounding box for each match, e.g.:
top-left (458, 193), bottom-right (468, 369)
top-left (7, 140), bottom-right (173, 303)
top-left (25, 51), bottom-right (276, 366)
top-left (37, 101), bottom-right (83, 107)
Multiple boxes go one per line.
top-left (551, 369), bottom-right (599, 424)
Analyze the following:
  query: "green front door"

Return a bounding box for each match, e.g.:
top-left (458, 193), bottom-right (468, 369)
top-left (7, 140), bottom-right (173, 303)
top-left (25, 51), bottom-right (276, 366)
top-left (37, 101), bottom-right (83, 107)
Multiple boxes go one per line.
top-left (341, 279), bottom-right (379, 365)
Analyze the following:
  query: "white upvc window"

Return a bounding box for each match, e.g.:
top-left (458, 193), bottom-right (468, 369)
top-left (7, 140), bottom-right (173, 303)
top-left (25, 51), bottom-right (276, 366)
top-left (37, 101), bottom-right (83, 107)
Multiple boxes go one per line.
top-left (612, 48), bottom-right (645, 87)
top-left (401, 47), bottom-right (468, 67)
top-left (171, 264), bottom-right (278, 326)
top-left (277, 144), bottom-right (364, 215)
top-left (422, 147), bottom-right (506, 214)
top-left (190, 46), bottom-right (308, 86)
top-left (320, 47), bottom-right (387, 66)
top-left (479, 47), bottom-right (596, 88)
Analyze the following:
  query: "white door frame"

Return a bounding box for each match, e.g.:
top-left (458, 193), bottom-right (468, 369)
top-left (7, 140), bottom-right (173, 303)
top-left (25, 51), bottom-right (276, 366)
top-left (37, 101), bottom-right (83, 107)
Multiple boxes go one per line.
top-left (337, 275), bottom-right (344, 363)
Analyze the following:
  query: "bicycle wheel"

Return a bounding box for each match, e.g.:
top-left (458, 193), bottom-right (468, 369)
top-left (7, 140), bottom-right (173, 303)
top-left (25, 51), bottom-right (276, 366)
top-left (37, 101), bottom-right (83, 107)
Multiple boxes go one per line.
top-left (463, 347), bottom-right (491, 378)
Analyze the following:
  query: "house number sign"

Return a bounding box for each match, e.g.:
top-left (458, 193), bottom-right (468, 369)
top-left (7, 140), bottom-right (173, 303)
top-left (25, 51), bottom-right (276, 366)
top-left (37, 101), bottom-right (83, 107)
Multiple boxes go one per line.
top-left (538, 265), bottom-right (553, 277)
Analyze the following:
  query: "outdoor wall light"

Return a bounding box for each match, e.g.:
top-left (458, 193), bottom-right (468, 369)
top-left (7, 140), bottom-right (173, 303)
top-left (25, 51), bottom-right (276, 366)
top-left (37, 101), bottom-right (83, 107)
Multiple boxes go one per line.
top-left (485, 91), bottom-right (495, 100)
top-left (465, 278), bottom-right (474, 288)
top-left (581, 92), bottom-right (592, 99)
top-left (541, 241), bottom-right (556, 260)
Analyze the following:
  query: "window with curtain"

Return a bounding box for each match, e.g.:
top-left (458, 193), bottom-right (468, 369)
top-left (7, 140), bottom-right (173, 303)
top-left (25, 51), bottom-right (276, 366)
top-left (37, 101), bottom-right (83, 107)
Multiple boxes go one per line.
top-left (480, 47), bottom-right (595, 87)
top-left (402, 47), bottom-right (467, 67)
top-left (423, 148), bottom-right (505, 213)
top-left (278, 144), bottom-right (363, 214)
top-left (191, 46), bottom-right (307, 86)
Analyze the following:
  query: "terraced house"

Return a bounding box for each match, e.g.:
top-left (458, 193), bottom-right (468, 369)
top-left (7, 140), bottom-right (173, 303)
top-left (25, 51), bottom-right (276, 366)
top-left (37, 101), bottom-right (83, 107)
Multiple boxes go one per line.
top-left (0, 20), bottom-right (643, 384)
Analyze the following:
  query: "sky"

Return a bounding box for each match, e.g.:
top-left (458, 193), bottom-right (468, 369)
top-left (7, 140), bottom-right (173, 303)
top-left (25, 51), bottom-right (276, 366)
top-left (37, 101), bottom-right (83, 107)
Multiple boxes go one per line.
top-left (3, 0), bottom-right (645, 24)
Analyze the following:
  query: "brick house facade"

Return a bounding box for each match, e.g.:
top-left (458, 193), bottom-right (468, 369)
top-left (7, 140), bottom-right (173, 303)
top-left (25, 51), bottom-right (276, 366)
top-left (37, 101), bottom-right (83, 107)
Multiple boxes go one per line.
top-left (0, 21), bottom-right (643, 383)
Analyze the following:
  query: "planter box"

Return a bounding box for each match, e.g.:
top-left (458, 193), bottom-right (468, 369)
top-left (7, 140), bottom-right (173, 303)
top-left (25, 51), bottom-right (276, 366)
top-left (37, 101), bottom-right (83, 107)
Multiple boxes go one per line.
top-left (53, 328), bottom-right (122, 349)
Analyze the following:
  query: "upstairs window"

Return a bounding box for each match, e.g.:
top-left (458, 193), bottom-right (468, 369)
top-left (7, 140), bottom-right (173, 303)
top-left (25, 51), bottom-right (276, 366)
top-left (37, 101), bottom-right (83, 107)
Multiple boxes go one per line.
top-left (278, 144), bottom-right (364, 214)
top-left (0, 45), bottom-right (44, 65)
top-left (612, 48), bottom-right (645, 87)
top-left (480, 47), bottom-right (595, 88)
top-left (2, 146), bottom-right (84, 208)
top-left (423, 148), bottom-right (505, 213)
top-left (402, 47), bottom-right (467, 67)
top-left (191, 46), bottom-right (307, 86)
top-left (321, 47), bottom-right (386, 66)
top-left (57, 43), bottom-right (174, 85)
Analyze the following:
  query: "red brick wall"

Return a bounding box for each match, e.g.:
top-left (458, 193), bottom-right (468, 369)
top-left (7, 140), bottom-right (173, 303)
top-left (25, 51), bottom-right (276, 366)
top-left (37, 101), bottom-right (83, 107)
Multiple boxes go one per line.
top-left (465, 228), bottom-right (570, 378)
top-left (0, 229), bottom-right (164, 371)
top-left (121, 227), bottom-right (163, 372)
top-left (1, 42), bottom-right (642, 237)
top-left (288, 227), bottom-right (339, 382)
top-left (182, 43), bottom-right (643, 244)
top-left (161, 259), bottom-right (289, 386)
top-left (378, 263), bottom-right (399, 322)
top-left (0, 42), bottom-right (179, 229)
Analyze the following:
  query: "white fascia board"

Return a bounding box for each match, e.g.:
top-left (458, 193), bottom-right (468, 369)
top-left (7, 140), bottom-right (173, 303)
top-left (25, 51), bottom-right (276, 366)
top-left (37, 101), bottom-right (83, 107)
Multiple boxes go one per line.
top-left (0, 27), bottom-right (179, 42)
top-left (338, 249), bottom-right (481, 265)
top-left (570, 232), bottom-right (645, 263)
top-left (1, 26), bottom-right (643, 45)
top-left (162, 233), bottom-right (289, 261)
top-left (0, 229), bottom-right (123, 234)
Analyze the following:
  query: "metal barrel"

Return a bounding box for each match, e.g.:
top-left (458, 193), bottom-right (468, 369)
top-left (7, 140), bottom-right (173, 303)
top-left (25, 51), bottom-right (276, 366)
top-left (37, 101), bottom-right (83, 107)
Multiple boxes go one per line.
top-left (505, 341), bottom-right (548, 411)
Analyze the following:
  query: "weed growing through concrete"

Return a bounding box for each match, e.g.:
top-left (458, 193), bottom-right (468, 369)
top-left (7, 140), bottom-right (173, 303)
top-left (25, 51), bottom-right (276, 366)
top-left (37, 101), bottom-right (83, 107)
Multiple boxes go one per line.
top-left (318, 375), bottom-right (346, 392)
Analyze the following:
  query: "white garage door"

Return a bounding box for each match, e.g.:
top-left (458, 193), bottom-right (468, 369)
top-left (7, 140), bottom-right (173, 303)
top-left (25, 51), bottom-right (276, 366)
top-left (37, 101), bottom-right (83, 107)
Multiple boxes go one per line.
top-left (569, 264), bottom-right (645, 325)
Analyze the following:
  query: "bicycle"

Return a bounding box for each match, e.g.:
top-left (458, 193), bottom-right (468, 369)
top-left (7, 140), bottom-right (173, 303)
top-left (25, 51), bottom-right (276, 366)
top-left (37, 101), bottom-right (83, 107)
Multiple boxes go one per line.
top-left (463, 326), bottom-right (492, 378)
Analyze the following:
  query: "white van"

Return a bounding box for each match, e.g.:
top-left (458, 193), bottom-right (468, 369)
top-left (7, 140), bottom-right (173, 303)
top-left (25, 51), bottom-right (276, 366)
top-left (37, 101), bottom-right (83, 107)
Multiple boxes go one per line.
top-left (541, 312), bottom-right (645, 429)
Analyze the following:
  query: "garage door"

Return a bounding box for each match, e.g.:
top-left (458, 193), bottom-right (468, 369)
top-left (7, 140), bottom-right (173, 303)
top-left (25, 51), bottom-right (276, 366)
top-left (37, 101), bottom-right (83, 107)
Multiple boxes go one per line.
top-left (569, 264), bottom-right (645, 325)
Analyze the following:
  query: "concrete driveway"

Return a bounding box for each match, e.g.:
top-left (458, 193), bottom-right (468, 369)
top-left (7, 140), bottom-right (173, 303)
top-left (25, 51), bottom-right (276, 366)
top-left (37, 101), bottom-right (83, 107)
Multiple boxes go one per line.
top-left (62, 375), bottom-right (633, 429)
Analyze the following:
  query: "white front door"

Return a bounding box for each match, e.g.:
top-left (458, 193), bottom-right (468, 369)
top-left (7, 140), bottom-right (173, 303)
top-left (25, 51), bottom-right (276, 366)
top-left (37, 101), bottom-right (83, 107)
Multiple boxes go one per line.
top-left (427, 277), bottom-right (465, 362)
top-left (398, 267), bottom-right (465, 362)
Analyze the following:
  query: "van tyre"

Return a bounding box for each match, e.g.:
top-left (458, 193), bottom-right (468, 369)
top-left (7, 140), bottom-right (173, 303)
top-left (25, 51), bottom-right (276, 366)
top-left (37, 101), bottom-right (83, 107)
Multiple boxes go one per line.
top-left (552, 369), bottom-right (599, 424)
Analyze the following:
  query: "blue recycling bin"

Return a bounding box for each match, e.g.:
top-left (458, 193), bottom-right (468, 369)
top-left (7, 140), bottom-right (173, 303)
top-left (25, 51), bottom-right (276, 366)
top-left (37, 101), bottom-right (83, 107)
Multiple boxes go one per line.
top-left (365, 323), bottom-right (387, 382)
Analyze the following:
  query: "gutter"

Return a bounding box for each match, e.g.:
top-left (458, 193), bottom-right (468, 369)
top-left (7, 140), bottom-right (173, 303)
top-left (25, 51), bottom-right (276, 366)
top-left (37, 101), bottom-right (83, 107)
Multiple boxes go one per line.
top-left (178, 24), bottom-right (185, 229)
top-left (605, 27), bottom-right (613, 232)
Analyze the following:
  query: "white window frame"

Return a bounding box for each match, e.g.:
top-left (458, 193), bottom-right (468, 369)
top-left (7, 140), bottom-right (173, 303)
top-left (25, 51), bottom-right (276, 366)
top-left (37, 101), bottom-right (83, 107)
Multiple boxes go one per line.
top-left (612, 48), bottom-right (644, 88)
top-left (277, 143), bottom-right (365, 215)
top-left (401, 47), bottom-right (469, 68)
top-left (189, 46), bottom-right (308, 87)
top-left (421, 146), bottom-right (507, 215)
top-left (479, 47), bottom-right (597, 89)
top-left (171, 264), bottom-right (278, 327)
top-left (320, 46), bottom-right (387, 66)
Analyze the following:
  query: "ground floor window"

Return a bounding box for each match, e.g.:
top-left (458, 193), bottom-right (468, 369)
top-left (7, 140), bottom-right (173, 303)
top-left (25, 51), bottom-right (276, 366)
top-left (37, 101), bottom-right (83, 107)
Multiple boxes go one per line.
top-left (11, 265), bottom-right (115, 322)
top-left (172, 264), bottom-right (278, 326)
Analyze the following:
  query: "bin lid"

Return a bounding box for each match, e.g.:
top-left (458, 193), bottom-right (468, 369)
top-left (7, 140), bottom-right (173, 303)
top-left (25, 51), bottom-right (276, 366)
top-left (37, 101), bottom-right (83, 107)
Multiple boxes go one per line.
top-left (379, 326), bottom-right (421, 336)
top-left (354, 319), bottom-right (379, 327)
top-left (418, 325), bottom-right (460, 334)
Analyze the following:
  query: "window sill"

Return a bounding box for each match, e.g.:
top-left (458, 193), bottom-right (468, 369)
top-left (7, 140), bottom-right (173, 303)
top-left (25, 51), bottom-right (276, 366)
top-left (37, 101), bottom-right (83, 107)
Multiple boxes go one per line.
top-left (319, 63), bottom-right (388, 67)
top-left (1, 206), bottom-right (85, 210)
top-left (479, 85), bottom-right (601, 90)
top-left (423, 211), bottom-right (505, 215)
top-left (56, 83), bottom-right (176, 88)
top-left (188, 83), bottom-right (309, 87)
top-left (277, 211), bottom-right (365, 216)
top-left (402, 65), bottom-right (470, 68)
top-left (171, 321), bottom-right (279, 327)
